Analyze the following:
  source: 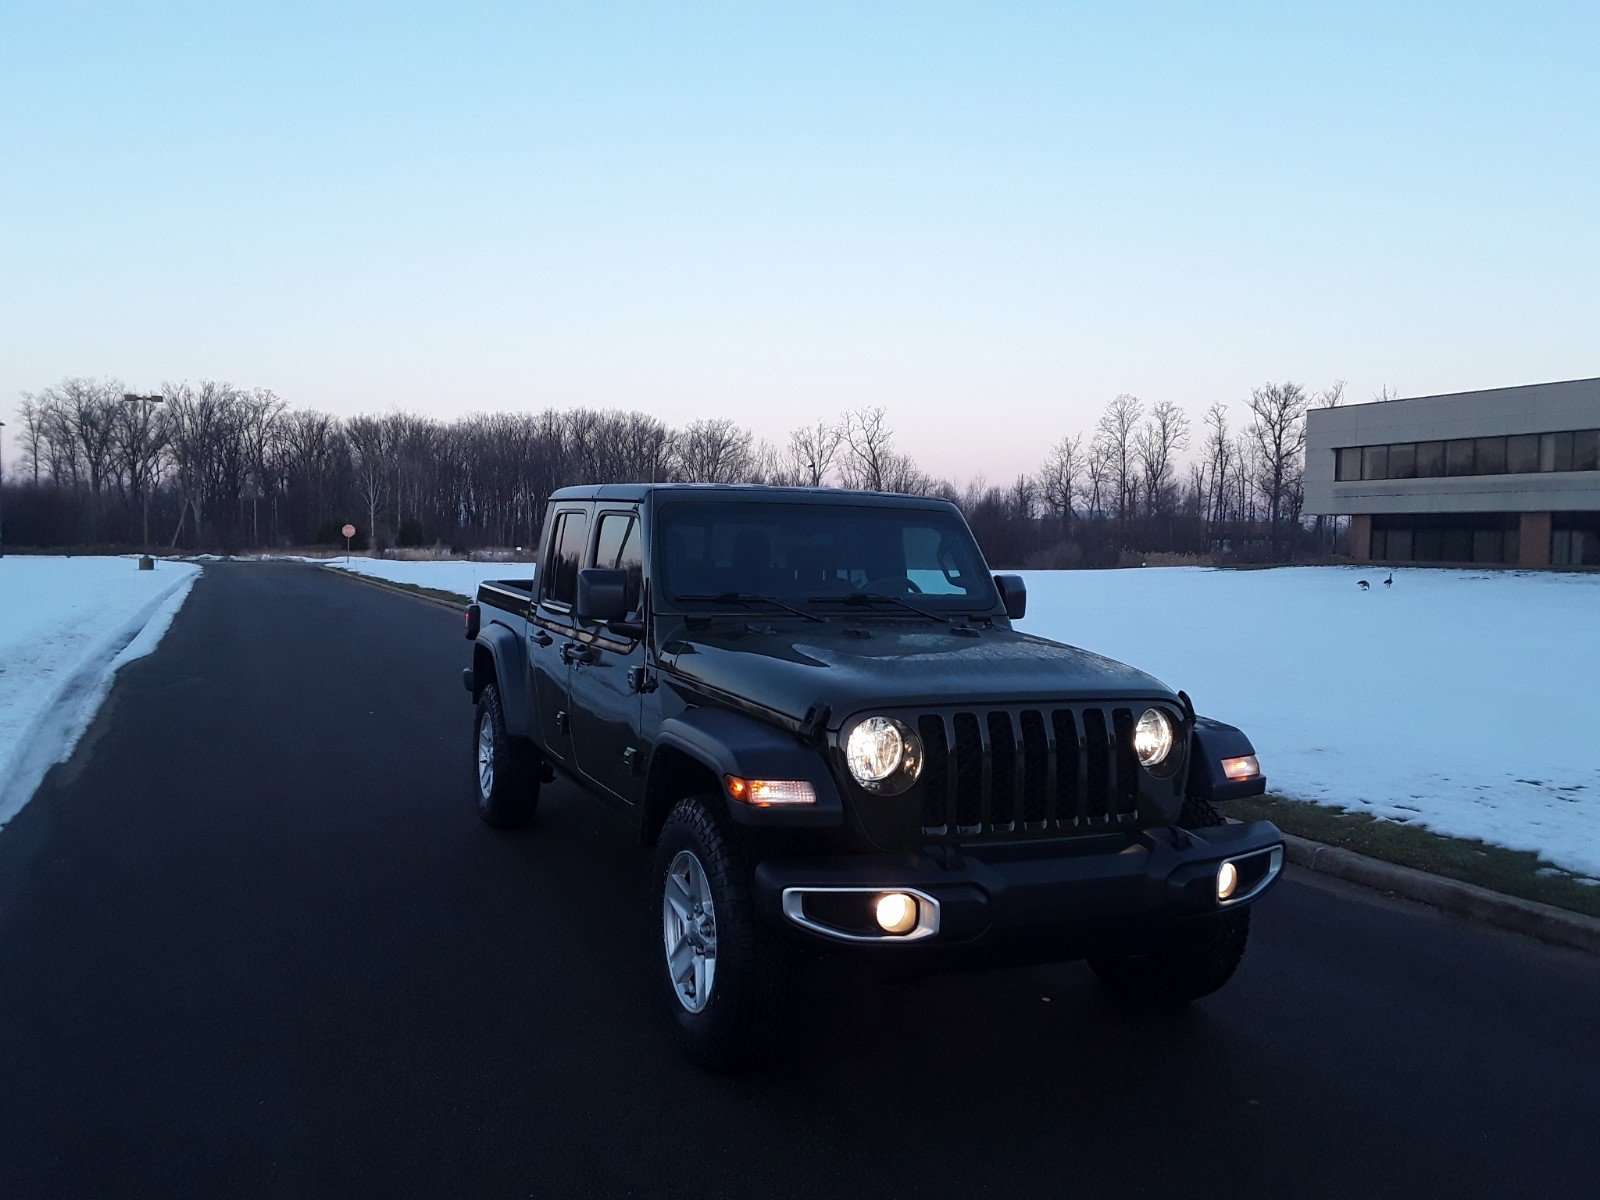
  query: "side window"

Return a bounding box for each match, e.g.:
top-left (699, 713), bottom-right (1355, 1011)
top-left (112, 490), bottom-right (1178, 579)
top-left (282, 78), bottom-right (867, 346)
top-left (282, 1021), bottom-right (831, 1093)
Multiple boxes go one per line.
top-left (593, 512), bottom-right (644, 615)
top-left (544, 510), bottom-right (589, 608)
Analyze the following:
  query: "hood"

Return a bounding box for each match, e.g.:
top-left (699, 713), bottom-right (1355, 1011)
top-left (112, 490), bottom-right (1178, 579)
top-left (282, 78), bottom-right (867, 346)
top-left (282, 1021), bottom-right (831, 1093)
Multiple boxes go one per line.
top-left (657, 619), bottom-right (1176, 726)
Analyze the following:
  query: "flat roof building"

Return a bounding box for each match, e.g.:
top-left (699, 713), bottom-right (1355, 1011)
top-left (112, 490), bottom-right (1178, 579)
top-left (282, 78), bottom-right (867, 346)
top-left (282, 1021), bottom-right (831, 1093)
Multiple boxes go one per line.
top-left (1303, 377), bottom-right (1600, 568)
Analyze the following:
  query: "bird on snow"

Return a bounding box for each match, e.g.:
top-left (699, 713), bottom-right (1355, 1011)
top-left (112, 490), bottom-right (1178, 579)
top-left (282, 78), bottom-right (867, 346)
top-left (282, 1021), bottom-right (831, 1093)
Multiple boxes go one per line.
top-left (1383, 571), bottom-right (1394, 588)
top-left (1356, 579), bottom-right (1370, 591)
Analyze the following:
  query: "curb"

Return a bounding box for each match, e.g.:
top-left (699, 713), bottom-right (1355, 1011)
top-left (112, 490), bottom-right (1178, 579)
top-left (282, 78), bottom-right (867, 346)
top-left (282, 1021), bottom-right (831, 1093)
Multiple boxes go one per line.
top-left (1282, 833), bottom-right (1600, 956)
top-left (318, 565), bottom-right (469, 613)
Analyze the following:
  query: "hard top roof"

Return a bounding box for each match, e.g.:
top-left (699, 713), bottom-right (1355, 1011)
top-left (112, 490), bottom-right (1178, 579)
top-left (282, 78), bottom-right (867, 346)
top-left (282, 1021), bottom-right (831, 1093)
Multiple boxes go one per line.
top-left (546, 483), bottom-right (956, 509)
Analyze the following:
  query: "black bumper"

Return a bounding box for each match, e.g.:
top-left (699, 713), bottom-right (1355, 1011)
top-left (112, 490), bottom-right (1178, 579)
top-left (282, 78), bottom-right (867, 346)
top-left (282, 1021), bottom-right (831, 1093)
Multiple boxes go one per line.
top-left (753, 820), bottom-right (1284, 964)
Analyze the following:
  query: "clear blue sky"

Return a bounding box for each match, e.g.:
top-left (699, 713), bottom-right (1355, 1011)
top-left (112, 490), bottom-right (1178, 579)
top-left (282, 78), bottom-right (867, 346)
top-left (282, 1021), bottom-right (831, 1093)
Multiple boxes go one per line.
top-left (3, 1), bottom-right (1596, 483)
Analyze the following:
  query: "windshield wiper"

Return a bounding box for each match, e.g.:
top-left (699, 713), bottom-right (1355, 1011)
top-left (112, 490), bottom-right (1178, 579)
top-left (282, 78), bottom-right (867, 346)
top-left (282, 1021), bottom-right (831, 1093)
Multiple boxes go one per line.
top-left (806, 592), bottom-right (950, 624)
top-left (676, 592), bottom-right (826, 623)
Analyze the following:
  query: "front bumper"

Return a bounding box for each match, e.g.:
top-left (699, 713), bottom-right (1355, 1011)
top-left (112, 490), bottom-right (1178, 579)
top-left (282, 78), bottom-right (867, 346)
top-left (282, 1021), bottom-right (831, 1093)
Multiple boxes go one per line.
top-left (753, 820), bottom-right (1284, 963)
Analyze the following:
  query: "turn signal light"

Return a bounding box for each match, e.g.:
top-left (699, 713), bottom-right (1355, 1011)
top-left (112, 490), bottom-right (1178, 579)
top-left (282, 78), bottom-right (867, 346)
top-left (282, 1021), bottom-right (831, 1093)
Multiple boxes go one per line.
top-left (724, 776), bottom-right (817, 806)
top-left (1221, 754), bottom-right (1260, 781)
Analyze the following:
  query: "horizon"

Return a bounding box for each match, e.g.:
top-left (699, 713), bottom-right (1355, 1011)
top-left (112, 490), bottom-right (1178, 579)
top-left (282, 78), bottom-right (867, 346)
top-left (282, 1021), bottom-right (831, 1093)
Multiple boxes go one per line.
top-left (3, 1), bottom-right (1597, 483)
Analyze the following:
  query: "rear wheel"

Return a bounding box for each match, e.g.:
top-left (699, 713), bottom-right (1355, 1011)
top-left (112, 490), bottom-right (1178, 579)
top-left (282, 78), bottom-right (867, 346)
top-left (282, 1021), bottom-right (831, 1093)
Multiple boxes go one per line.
top-left (473, 683), bottom-right (539, 829)
top-left (1088, 908), bottom-right (1251, 1007)
top-left (654, 796), bottom-right (795, 1072)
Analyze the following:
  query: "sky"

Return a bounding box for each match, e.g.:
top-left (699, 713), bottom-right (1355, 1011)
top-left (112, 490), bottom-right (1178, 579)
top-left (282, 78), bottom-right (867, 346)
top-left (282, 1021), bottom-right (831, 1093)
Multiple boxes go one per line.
top-left (2, 1), bottom-right (1596, 484)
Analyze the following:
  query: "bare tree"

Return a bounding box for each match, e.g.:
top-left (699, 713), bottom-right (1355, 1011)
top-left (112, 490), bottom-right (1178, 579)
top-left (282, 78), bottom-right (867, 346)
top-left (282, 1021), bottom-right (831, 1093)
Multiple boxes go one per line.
top-left (1135, 399), bottom-right (1190, 517)
top-left (784, 419), bottom-right (843, 487)
top-left (838, 407), bottom-right (895, 491)
top-left (1037, 434), bottom-right (1081, 519)
top-left (346, 414), bottom-right (395, 550)
top-left (1246, 382), bottom-right (1309, 558)
top-left (673, 418), bottom-right (755, 483)
top-left (1094, 394), bottom-right (1142, 522)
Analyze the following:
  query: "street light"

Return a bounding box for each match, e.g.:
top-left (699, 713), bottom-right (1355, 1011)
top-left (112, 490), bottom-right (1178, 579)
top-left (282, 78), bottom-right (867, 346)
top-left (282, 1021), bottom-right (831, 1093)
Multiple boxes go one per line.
top-left (0, 419), bottom-right (7, 560)
top-left (124, 393), bottom-right (162, 569)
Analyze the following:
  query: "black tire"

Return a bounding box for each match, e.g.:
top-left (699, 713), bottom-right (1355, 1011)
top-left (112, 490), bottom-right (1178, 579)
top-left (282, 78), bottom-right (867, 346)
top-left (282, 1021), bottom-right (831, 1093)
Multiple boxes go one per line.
top-left (654, 796), bottom-right (795, 1072)
top-left (473, 683), bottom-right (539, 829)
top-left (1178, 794), bottom-right (1226, 828)
top-left (1087, 908), bottom-right (1251, 1007)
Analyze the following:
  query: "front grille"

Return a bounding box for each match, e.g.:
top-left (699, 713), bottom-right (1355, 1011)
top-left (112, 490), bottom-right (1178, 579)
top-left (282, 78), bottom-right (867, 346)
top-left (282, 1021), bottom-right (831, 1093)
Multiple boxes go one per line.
top-left (917, 705), bottom-right (1145, 841)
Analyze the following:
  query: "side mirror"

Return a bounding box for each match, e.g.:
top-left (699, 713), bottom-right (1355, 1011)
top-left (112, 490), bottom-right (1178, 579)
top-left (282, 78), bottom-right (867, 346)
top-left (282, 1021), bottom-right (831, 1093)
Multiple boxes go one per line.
top-left (576, 568), bottom-right (630, 624)
top-left (993, 573), bottom-right (1027, 621)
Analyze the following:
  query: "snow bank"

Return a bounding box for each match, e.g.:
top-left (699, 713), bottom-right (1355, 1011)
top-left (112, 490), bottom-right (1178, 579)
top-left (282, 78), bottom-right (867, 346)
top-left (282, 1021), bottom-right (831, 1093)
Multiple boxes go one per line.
top-left (1017, 567), bottom-right (1600, 880)
top-left (0, 557), bottom-right (201, 827)
top-left (321, 557), bottom-right (530, 601)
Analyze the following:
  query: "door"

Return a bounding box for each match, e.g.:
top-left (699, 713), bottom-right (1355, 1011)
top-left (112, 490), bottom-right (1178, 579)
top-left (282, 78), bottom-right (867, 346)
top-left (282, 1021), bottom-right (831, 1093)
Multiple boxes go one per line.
top-left (569, 509), bottom-right (647, 806)
top-left (531, 507), bottom-right (589, 764)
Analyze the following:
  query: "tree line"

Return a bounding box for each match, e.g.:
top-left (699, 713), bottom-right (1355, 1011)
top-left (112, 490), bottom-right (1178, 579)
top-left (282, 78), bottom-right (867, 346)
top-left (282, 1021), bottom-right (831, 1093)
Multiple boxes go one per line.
top-left (2, 377), bottom-right (1344, 566)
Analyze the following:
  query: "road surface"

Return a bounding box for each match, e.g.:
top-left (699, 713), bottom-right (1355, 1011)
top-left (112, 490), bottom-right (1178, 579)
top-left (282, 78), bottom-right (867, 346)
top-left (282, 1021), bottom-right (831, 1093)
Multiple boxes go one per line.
top-left (1, 562), bottom-right (1595, 1198)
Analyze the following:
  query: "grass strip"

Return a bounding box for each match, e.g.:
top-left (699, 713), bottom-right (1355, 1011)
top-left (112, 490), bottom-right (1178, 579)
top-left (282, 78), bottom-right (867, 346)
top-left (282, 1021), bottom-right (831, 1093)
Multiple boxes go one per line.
top-left (1232, 794), bottom-right (1600, 919)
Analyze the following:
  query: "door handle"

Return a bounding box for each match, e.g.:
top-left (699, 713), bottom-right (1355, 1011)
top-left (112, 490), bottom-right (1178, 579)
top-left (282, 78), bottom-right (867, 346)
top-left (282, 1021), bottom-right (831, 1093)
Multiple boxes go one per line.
top-left (530, 629), bottom-right (553, 647)
top-left (561, 642), bottom-right (594, 665)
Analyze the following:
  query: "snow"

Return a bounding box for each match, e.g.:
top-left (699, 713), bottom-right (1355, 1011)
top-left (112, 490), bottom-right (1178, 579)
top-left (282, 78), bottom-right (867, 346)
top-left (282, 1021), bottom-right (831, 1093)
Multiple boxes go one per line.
top-left (320, 557), bottom-right (531, 600)
top-left (303, 558), bottom-right (1600, 878)
top-left (0, 556), bottom-right (201, 828)
top-left (1017, 567), bottom-right (1600, 881)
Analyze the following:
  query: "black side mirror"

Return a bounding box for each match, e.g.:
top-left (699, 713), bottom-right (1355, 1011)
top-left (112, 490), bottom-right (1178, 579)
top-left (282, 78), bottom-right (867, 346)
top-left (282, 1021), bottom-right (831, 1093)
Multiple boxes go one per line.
top-left (993, 573), bottom-right (1027, 621)
top-left (576, 568), bottom-right (630, 624)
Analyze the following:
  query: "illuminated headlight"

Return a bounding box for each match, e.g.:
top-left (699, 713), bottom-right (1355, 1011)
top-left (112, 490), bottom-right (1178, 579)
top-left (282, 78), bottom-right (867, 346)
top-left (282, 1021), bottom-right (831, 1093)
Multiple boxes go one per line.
top-left (1133, 707), bottom-right (1176, 771)
top-left (845, 716), bottom-right (923, 793)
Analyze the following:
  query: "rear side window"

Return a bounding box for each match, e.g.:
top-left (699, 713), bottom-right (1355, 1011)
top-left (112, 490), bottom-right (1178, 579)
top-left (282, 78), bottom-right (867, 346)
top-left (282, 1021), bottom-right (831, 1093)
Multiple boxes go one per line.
top-left (544, 511), bottom-right (589, 608)
top-left (593, 512), bottom-right (644, 615)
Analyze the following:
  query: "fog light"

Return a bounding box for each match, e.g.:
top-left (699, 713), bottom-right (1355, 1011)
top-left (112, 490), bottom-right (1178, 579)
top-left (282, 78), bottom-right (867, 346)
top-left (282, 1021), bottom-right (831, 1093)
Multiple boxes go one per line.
top-left (1217, 861), bottom-right (1240, 901)
top-left (1221, 754), bottom-right (1260, 781)
top-left (875, 892), bottom-right (918, 934)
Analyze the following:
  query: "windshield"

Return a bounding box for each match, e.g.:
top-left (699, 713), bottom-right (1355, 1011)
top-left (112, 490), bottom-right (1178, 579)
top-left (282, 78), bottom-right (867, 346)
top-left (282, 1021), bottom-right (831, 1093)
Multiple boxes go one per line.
top-left (655, 500), bottom-right (997, 611)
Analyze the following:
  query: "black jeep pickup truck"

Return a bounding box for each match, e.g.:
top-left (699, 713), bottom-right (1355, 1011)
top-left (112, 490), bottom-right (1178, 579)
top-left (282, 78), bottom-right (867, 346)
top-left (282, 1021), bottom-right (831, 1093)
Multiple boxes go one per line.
top-left (464, 484), bottom-right (1283, 1068)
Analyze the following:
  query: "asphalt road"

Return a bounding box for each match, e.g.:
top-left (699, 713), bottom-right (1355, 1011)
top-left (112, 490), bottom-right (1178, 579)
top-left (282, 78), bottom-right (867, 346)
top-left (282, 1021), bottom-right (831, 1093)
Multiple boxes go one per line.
top-left (1, 562), bottom-right (1596, 1199)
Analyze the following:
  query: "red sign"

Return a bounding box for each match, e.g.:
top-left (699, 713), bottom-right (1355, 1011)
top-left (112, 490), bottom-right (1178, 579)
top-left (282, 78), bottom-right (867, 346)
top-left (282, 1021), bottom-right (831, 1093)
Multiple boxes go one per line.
top-left (342, 524), bottom-right (356, 539)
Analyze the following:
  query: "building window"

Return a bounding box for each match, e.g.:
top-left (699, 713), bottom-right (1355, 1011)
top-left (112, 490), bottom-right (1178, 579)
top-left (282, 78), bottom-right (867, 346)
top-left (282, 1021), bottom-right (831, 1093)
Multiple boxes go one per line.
top-left (1362, 445), bottom-right (1389, 480)
top-left (1337, 427), bottom-right (1599, 483)
top-left (1474, 437), bottom-right (1507, 474)
top-left (1386, 443), bottom-right (1417, 478)
top-left (1540, 432), bottom-right (1574, 472)
top-left (1575, 430), bottom-right (1600, 472)
top-left (1445, 439), bottom-right (1475, 476)
top-left (1506, 434), bottom-right (1540, 473)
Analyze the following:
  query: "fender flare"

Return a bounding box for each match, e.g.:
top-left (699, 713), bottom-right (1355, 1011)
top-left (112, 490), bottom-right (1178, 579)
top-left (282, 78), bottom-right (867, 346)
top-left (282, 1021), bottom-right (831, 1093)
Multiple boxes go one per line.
top-left (472, 623), bottom-right (533, 740)
top-left (651, 707), bottom-right (845, 829)
top-left (1186, 716), bottom-right (1267, 802)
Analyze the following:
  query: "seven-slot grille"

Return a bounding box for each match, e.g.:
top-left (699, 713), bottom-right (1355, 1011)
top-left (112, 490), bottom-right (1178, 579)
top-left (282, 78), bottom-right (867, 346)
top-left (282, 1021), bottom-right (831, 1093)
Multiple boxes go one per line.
top-left (916, 706), bottom-right (1146, 840)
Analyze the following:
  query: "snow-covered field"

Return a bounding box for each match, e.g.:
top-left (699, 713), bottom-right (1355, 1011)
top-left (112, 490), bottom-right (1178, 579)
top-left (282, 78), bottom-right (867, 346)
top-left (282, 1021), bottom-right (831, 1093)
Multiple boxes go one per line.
top-left (0, 556), bottom-right (200, 827)
top-left (1019, 567), bottom-right (1600, 881)
top-left (307, 558), bottom-right (1600, 879)
top-left (320, 557), bottom-right (528, 599)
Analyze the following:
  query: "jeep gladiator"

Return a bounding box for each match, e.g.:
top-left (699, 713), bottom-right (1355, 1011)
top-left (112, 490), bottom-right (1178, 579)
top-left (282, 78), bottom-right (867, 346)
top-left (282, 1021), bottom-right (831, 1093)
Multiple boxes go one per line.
top-left (463, 484), bottom-right (1283, 1068)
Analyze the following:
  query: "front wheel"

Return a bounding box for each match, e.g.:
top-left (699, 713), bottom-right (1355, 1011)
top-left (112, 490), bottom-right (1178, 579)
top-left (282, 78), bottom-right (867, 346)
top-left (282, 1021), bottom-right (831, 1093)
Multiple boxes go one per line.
top-left (1087, 908), bottom-right (1251, 1007)
top-left (654, 797), bottom-right (794, 1072)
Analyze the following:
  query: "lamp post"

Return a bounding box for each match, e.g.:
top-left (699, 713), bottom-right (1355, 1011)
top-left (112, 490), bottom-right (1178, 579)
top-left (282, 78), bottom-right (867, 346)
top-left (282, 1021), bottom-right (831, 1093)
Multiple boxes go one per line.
top-left (123, 393), bottom-right (162, 569)
top-left (0, 419), bottom-right (7, 560)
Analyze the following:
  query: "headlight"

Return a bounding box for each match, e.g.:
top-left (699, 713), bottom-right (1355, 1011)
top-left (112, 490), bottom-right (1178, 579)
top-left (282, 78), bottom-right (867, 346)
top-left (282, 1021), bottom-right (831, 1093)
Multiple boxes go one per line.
top-left (1133, 707), bottom-right (1176, 770)
top-left (845, 716), bottom-right (923, 793)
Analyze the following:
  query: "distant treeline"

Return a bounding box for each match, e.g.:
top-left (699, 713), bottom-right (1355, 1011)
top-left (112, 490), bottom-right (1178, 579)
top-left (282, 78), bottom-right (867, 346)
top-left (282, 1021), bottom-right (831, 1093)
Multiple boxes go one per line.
top-left (1, 378), bottom-right (1345, 566)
